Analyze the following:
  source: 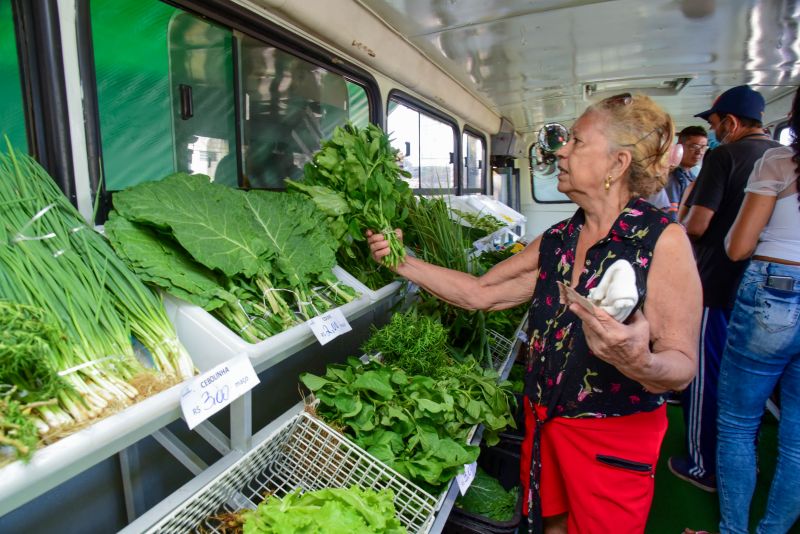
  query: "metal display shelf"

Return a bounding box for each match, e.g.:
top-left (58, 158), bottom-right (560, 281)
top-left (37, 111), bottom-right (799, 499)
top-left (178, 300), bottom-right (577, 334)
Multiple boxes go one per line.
top-left (0, 381), bottom-right (186, 517)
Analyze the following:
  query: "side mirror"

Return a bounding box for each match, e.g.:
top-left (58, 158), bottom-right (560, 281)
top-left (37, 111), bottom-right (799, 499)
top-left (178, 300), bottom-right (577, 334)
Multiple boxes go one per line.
top-left (537, 123), bottom-right (569, 153)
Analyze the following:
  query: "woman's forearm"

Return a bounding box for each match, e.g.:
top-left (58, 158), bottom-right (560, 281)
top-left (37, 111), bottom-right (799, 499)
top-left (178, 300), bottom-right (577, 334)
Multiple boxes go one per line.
top-left (623, 348), bottom-right (697, 393)
top-left (395, 254), bottom-right (539, 311)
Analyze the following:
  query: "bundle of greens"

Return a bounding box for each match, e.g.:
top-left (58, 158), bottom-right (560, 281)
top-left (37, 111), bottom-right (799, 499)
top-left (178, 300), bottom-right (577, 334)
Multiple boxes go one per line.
top-left (361, 310), bottom-right (451, 378)
top-left (107, 173), bottom-right (357, 342)
top-left (455, 466), bottom-right (519, 521)
top-left (0, 300), bottom-right (71, 463)
top-left (0, 300), bottom-right (72, 405)
top-left (403, 196), bottom-right (493, 365)
top-left (287, 123), bottom-right (413, 285)
top-left (301, 358), bottom-right (516, 492)
top-left (241, 487), bottom-right (406, 534)
top-left (0, 146), bottom-right (194, 444)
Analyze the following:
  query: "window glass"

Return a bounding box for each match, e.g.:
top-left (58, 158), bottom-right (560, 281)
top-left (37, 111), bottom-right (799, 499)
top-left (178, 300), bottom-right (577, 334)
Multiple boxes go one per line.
top-left (387, 98), bottom-right (455, 193)
top-left (778, 125), bottom-right (793, 146)
top-left (0, 2), bottom-right (27, 151)
top-left (387, 100), bottom-right (419, 189)
top-left (462, 132), bottom-right (484, 193)
top-left (530, 144), bottom-right (570, 202)
top-left (92, 0), bottom-right (368, 192)
top-left (92, 0), bottom-right (181, 190)
top-left (168, 13), bottom-right (236, 187)
top-left (240, 34), bottom-right (357, 188)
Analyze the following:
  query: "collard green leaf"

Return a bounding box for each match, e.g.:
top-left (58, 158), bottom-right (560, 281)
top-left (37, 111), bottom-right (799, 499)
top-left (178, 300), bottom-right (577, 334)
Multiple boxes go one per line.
top-left (105, 212), bottom-right (235, 311)
top-left (243, 190), bottom-right (336, 283)
top-left (112, 173), bottom-right (266, 278)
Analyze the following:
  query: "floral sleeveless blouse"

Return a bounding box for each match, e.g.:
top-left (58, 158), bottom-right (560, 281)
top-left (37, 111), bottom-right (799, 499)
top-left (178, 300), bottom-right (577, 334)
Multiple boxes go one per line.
top-left (523, 197), bottom-right (671, 419)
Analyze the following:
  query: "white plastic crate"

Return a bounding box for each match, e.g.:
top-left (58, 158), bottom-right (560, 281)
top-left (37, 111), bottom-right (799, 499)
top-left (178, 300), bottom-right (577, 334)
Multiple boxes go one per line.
top-left (162, 266), bottom-right (372, 371)
top-left (443, 194), bottom-right (526, 230)
top-left (145, 411), bottom-right (438, 534)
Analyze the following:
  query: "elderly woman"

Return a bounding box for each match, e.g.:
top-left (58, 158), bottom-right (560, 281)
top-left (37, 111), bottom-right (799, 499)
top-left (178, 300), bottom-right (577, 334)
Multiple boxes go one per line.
top-left (368, 93), bottom-right (701, 533)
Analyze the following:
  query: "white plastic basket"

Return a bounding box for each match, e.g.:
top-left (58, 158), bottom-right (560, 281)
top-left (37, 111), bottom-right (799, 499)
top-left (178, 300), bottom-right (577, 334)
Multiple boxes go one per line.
top-left (145, 411), bottom-right (438, 534)
top-left (162, 266), bottom-right (372, 371)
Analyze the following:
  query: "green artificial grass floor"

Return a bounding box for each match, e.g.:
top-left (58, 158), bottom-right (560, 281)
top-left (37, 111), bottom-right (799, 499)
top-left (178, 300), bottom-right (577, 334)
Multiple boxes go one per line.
top-left (646, 405), bottom-right (800, 533)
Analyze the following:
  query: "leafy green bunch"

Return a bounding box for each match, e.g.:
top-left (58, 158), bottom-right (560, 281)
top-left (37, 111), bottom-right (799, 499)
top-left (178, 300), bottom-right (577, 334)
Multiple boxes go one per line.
top-left (107, 173), bottom-right (356, 342)
top-left (361, 310), bottom-right (451, 377)
top-left (287, 123), bottom-right (413, 272)
top-left (242, 486), bottom-right (406, 534)
top-left (455, 466), bottom-right (519, 521)
top-left (301, 358), bottom-right (516, 492)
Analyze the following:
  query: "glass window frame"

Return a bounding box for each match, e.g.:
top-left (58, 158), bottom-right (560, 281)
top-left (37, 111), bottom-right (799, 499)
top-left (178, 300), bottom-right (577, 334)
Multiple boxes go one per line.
top-left (386, 89), bottom-right (460, 195)
top-left (529, 141), bottom-right (571, 204)
top-left (77, 0), bottom-right (382, 222)
top-left (461, 126), bottom-right (486, 195)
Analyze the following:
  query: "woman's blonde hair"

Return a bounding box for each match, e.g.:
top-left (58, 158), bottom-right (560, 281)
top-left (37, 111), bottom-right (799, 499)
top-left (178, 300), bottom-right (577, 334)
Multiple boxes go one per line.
top-left (587, 94), bottom-right (675, 197)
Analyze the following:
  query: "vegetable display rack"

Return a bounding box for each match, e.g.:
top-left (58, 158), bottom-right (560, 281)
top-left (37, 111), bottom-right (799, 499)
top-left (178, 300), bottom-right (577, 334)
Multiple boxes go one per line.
top-left (145, 411), bottom-right (438, 534)
top-left (488, 329), bottom-right (515, 372)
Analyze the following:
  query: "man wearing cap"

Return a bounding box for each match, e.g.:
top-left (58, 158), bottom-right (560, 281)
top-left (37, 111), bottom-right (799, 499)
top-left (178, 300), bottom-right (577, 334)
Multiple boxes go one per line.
top-left (670, 85), bottom-right (781, 492)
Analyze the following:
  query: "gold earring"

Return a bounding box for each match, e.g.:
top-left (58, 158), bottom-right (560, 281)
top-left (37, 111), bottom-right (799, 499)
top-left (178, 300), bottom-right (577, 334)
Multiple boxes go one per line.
top-left (604, 175), bottom-right (613, 190)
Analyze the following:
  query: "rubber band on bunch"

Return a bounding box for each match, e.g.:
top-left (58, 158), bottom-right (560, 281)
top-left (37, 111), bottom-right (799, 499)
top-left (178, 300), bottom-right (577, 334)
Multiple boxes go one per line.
top-left (57, 355), bottom-right (127, 377)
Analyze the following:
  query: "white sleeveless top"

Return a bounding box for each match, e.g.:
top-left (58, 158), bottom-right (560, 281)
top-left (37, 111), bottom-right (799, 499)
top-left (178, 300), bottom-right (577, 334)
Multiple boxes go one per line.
top-left (744, 146), bottom-right (800, 263)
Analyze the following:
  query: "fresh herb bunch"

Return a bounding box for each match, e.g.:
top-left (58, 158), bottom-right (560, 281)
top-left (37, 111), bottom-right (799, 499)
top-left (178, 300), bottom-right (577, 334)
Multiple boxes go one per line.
top-left (301, 357), bottom-right (516, 492)
top-left (0, 300), bottom-right (72, 403)
top-left (242, 486), bottom-right (406, 534)
top-left (362, 310), bottom-right (451, 377)
top-left (455, 466), bottom-right (519, 521)
top-left (287, 123), bottom-right (413, 271)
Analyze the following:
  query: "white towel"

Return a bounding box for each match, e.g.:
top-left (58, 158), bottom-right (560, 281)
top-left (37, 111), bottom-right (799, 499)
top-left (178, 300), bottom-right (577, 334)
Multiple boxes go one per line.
top-left (587, 259), bottom-right (639, 322)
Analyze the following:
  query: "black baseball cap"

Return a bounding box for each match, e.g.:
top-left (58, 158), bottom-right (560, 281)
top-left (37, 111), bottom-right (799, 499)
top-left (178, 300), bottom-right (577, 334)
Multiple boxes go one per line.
top-left (694, 85), bottom-right (765, 123)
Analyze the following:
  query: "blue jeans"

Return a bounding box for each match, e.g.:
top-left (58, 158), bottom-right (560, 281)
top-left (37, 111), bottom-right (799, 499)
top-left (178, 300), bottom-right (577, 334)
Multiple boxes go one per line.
top-left (717, 260), bottom-right (800, 534)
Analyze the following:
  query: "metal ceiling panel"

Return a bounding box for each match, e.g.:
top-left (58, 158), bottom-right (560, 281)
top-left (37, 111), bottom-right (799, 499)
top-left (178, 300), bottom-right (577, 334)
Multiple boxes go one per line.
top-left (360, 0), bottom-right (800, 132)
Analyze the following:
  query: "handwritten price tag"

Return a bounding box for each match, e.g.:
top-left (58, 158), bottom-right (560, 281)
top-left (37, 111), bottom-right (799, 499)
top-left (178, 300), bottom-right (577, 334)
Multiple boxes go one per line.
top-left (306, 308), bottom-right (352, 346)
top-left (180, 354), bottom-right (259, 430)
top-left (456, 461), bottom-right (478, 495)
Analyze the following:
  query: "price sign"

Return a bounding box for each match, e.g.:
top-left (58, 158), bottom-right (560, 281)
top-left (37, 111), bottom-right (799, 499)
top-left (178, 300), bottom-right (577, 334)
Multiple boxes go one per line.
top-left (456, 461), bottom-right (478, 495)
top-left (180, 354), bottom-right (259, 430)
top-left (306, 308), bottom-right (352, 346)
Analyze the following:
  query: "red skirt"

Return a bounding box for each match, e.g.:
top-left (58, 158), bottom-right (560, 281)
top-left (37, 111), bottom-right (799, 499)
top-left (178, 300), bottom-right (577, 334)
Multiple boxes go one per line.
top-left (520, 398), bottom-right (667, 533)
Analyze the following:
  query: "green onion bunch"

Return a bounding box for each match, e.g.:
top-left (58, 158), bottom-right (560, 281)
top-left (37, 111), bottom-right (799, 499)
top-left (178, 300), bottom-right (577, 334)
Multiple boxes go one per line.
top-left (0, 144), bottom-right (195, 443)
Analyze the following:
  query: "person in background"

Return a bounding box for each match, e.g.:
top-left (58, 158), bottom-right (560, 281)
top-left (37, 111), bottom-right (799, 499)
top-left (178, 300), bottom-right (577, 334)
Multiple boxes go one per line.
top-left (715, 85), bottom-right (800, 534)
top-left (664, 126), bottom-right (708, 220)
top-left (671, 85), bottom-right (782, 493)
top-left (369, 93), bottom-right (701, 533)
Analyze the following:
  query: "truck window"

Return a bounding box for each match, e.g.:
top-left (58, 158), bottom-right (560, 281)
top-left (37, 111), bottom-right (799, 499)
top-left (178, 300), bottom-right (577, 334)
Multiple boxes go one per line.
top-left (388, 97), bottom-right (456, 193)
